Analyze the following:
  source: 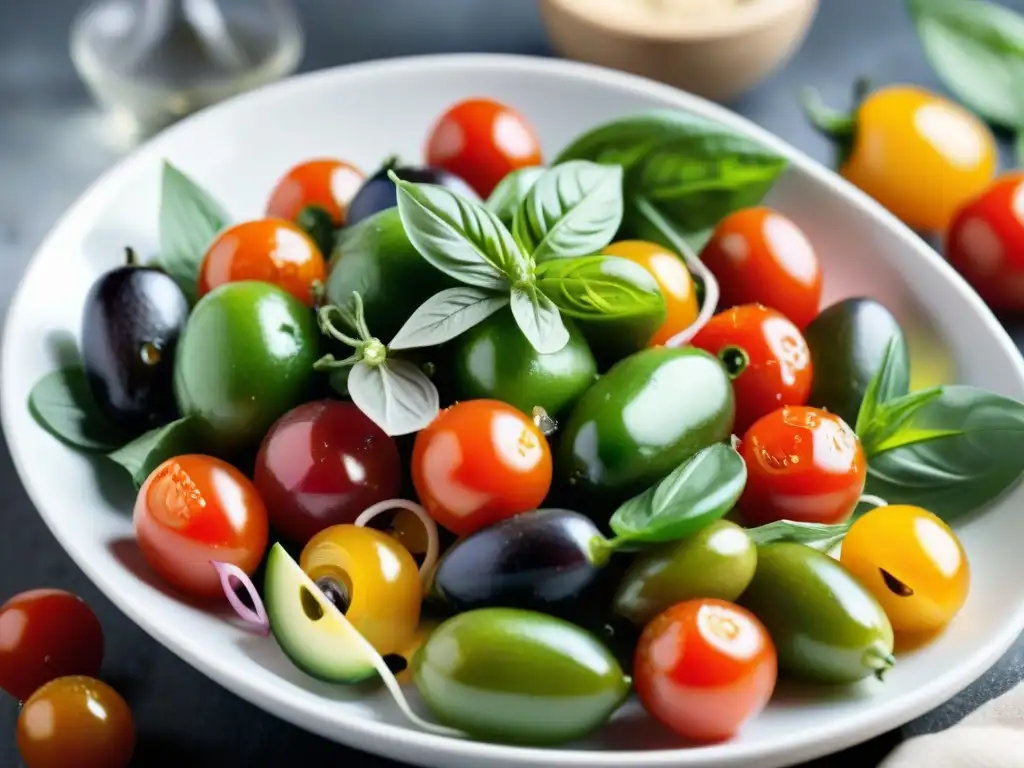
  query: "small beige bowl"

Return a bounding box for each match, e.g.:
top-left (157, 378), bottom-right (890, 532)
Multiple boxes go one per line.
top-left (539, 0), bottom-right (819, 102)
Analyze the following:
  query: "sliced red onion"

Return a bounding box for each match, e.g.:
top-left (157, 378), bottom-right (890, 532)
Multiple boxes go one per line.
top-left (665, 238), bottom-right (720, 348)
top-left (211, 561), bottom-right (270, 636)
top-left (355, 499), bottom-right (439, 591)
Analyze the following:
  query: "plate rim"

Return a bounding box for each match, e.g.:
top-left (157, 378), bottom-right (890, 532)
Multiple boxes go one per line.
top-left (4, 52), bottom-right (1024, 768)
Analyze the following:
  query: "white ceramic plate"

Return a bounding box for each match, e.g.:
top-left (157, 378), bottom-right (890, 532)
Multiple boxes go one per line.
top-left (4, 54), bottom-right (1024, 768)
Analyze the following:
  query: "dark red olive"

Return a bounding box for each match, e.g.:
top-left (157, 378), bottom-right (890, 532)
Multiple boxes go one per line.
top-left (80, 251), bottom-right (189, 431)
top-left (253, 400), bottom-right (402, 544)
top-left (432, 508), bottom-right (606, 614)
top-left (345, 160), bottom-right (477, 226)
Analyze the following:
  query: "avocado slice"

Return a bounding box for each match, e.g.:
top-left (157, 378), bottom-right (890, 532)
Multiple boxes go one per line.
top-left (264, 542), bottom-right (377, 684)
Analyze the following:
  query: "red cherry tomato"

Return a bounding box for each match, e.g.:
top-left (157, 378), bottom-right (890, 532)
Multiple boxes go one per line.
top-left (134, 455), bottom-right (269, 598)
top-left (634, 599), bottom-right (777, 743)
top-left (411, 399), bottom-right (552, 536)
top-left (197, 218), bottom-right (326, 306)
top-left (425, 98), bottom-right (543, 198)
top-left (701, 207), bottom-right (823, 329)
top-left (18, 676), bottom-right (134, 768)
top-left (0, 590), bottom-right (103, 702)
top-left (266, 158), bottom-right (365, 226)
top-left (738, 406), bottom-right (866, 526)
top-left (254, 400), bottom-right (402, 544)
top-left (946, 173), bottom-right (1024, 312)
top-left (691, 304), bottom-right (813, 435)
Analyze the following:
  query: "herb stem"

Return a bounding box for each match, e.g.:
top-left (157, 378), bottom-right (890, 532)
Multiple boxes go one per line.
top-left (317, 305), bottom-right (364, 347)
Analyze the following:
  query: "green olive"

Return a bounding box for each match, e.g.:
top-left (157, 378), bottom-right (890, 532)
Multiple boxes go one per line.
top-left (613, 520), bottom-right (756, 626)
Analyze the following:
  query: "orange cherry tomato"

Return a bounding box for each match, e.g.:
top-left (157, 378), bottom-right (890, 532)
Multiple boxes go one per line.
top-left (266, 158), bottom-right (365, 226)
top-left (134, 455), bottom-right (269, 598)
top-left (700, 207), bottom-right (822, 329)
top-left (946, 174), bottom-right (1024, 312)
top-left (691, 304), bottom-right (812, 435)
top-left (411, 399), bottom-right (552, 537)
top-left (425, 98), bottom-right (543, 198)
top-left (197, 218), bottom-right (326, 306)
top-left (602, 240), bottom-right (700, 346)
top-left (840, 505), bottom-right (970, 634)
top-left (738, 406), bottom-right (866, 526)
top-left (18, 676), bottom-right (134, 768)
top-left (634, 599), bottom-right (777, 743)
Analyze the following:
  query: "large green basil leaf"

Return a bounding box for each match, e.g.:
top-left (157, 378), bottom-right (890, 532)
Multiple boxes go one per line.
top-left (107, 416), bottom-right (198, 488)
top-left (28, 366), bottom-right (131, 452)
top-left (388, 286), bottom-right (510, 350)
top-left (511, 161), bottom-right (623, 262)
top-left (509, 283), bottom-right (570, 354)
top-left (855, 336), bottom-right (913, 440)
top-left (864, 385), bottom-right (1024, 521)
top-left (908, 0), bottom-right (1024, 129)
top-left (485, 167), bottom-right (545, 226)
top-left (747, 520), bottom-right (851, 550)
top-left (534, 254), bottom-right (666, 321)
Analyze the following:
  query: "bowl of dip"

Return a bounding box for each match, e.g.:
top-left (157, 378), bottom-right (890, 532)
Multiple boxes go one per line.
top-left (538, 0), bottom-right (819, 102)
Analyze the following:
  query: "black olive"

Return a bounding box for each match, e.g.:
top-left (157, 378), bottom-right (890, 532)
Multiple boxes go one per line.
top-left (80, 252), bottom-right (189, 432)
top-left (345, 159), bottom-right (478, 227)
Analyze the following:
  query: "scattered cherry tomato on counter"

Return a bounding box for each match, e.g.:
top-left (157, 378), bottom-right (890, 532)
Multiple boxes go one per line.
top-left (425, 98), bottom-right (543, 198)
top-left (134, 454), bottom-right (269, 598)
top-left (412, 399), bottom-right (552, 536)
top-left (197, 218), bottom-right (326, 306)
top-left (691, 304), bottom-right (812, 434)
top-left (0, 589), bottom-right (104, 702)
top-left (17, 676), bottom-right (134, 768)
top-left (700, 207), bottom-right (822, 329)
top-left (265, 158), bottom-right (365, 226)
top-left (804, 84), bottom-right (997, 232)
top-left (738, 406), bottom-right (866, 526)
top-left (602, 240), bottom-right (700, 346)
top-left (841, 505), bottom-right (970, 634)
top-left (946, 174), bottom-right (1024, 313)
top-left (254, 400), bottom-right (402, 544)
top-left (634, 599), bottom-right (777, 743)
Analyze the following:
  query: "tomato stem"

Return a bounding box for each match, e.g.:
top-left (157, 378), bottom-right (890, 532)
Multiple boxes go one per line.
top-left (124, 246), bottom-right (138, 267)
top-left (588, 535), bottom-right (617, 567)
top-left (801, 86), bottom-right (857, 167)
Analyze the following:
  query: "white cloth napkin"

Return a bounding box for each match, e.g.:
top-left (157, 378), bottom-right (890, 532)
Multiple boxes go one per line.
top-left (879, 684), bottom-right (1024, 767)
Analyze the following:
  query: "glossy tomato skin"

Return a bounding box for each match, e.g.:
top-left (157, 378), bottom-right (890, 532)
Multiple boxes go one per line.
top-left (946, 174), bottom-right (1024, 312)
top-left (0, 590), bottom-right (104, 702)
top-left (197, 218), bottom-right (325, 306)
top-left (738, 407), bottom-right (866, 526)
top-left (254, 400), bottom-right (402, 544)
top-left (700, 207), bottom-right (822, 329)
top-left (18, 676), bottom-right (134, 768)
top-left (634, 599), bottom-right (777, 743)
top-left (602, 240), bottom-right (700, 346)
top-left (840, 505), bottom-right (970, 634)
top-left (412, 399), bottom-right (553, 537)
top-left (842, 86), bottom-right (996, 233)
top-left (425, 98), bottom-right (543, 198)
top-left (265, 158), bottom-right (365, 226)
top-left (134, 454), bottom-right (269, 598)
top-left (691, 304), bottom-right (812, 435)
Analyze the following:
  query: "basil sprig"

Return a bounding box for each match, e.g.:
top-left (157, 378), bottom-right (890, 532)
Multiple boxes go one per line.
top-left (746, 520), bottom-right (852, 551)
top-left (907, 0), bottom-right (1024, 132)
top-left (534, 254), bottom-right (666, 322)
top-left (485, 167), bottom-right (545, 225)
top-left (390, 161), bottom-right (624, 354)
top-left (554, 110), bottom-right (787, 253)
top-left (856, 340), bottom-right (1024, 520)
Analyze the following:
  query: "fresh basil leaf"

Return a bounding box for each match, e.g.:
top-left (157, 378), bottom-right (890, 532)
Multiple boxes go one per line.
top-left (535, 254), bottom-right (666, 321)
top-left (392, 175), bottom-right (524, 289)
top-left (747, 520), bottom-right (851, 550)
top-left (28, 366), bottom-right (129, 452)
top-left (626, 195), bottom-right (715, 258)
top-left (609, 444), bottom-right (746, 544)
top-left (347, 359), bottom-right (440, 436)
top-left (864, 385), bottom-right (1024, 520)
top-left (485, 167), bottom-right (545, 225)
top-left (862, 387), bottom-right (944, 454)
top-left (107, 416), bottom-right (198, 488)
top-left (389, 287), bottom-right (510, 350)
top-left (509, 284), bottom-right (570, 354)
top-left (908, 0), bottom-right (1024, 129)
top-left (157, 161), bottom-right (230, 301)
top-left (855, 335), bottom-right (912, 439)
top-left (511, 161), bottom-right (624, 262)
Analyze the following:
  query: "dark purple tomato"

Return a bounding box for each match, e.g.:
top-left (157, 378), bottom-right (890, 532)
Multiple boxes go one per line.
top-left (345, 161), bottom-right (478, 226)
top-left (253, 400), bottom-right (402, 544)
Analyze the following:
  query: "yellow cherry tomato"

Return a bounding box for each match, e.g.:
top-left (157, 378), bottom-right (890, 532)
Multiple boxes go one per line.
top-left (300, 525), bottom-right (422, 656)
top-left (602, 240), bottom-right (699, 346)
top-left (806, 85), bottom-right (996, 232)
top-left (840, 505), bottom-right (970, 634)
